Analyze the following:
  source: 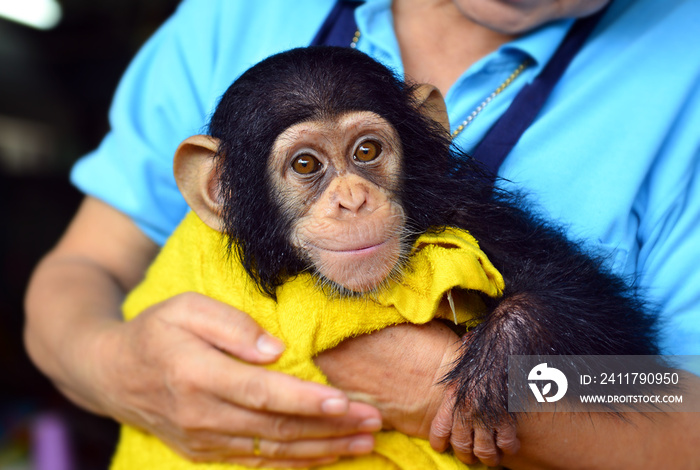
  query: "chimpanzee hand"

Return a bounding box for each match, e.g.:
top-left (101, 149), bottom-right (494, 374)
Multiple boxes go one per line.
top-left (429, 385), bottom-right (520, 466)
top-left (95, 292), bottom-right (382, 467)
top-left (315, 321), bottom-right (520, 467)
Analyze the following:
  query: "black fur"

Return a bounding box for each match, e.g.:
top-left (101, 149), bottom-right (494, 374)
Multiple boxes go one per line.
top-left (208, 46), bottom-right (659, 427)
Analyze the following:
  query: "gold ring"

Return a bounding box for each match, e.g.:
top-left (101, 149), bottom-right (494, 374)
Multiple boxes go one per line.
top-left (252, 436), bottom-right (261, 457)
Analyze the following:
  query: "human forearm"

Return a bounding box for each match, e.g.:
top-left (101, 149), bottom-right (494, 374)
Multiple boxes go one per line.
top-left (498, 372), bottom-right (700, 469)
top-left (25, 251), bottom-right (129, 413)
top-left (428, 366), bottom-right (700, 468)
top-left (24, 196), bottom-right (158, 413)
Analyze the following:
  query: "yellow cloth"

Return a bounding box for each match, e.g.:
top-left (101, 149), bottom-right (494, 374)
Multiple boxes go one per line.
top-left (114, 211), bottom-right (504, 470)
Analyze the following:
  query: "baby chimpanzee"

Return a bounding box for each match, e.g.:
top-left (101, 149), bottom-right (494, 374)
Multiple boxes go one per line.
top-left (114, 46), bottom-right (657, 470)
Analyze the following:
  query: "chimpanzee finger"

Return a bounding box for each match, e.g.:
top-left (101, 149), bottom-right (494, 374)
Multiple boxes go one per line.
top-left (495, 422), bottom-right (520, 456)
top-left (449, 415), bottom-right (477, 465)
top-left (473, 425), bottom-right (501, 467)
top-left (428, 394), bottom-right (454, 451)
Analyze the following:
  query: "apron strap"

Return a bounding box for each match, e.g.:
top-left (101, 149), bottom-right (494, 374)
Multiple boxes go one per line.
top-left (310, 0), bottom-right (361, 47)
top-left (310, 1), bottom-right (609, 176)
top-left (471, 8), bottom-right (608, 175)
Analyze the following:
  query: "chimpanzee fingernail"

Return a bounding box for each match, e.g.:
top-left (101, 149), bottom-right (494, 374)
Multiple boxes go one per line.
top-left (321, 397), bottom-right (349, 415)
top-left (256, 334), bottom-right (285, 356)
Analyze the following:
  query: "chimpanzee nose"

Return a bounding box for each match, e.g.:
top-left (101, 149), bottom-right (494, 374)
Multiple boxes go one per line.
top-left (337, 183), bottom-right (369, 213)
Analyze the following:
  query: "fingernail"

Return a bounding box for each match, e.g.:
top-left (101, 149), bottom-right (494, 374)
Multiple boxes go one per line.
top-left (358, 418), bottom-right (382, 432)
top-left (348, 436), bottom-right (374, 454)
top-left (321, 397), bottom-right (348, 415)
top-left (256, 334), bottom-right (285, 356)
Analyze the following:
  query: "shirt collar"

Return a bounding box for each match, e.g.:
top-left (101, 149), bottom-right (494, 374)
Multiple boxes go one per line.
top-left (356, 0), bottom-right (575, 76)
top-left (501, 18), bottom-right (575, 72)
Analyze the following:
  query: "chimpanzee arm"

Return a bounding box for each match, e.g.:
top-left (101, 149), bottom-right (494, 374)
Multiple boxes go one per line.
top-left (443, 193), bottom-right (659, 427)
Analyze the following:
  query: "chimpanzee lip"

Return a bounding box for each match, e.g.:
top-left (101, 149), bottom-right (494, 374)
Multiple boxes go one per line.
top-left (308, 238), bottom-right (389, 254)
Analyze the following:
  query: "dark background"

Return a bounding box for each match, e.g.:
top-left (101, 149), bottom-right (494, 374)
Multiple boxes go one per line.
top-left (0, 1), bottom-right (179, 468)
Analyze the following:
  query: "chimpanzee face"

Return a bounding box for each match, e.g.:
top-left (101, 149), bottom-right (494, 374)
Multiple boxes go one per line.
top-left (268, 111), bottom-right (406, 293)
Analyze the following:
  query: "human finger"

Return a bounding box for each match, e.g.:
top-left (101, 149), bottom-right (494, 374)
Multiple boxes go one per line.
top-left (191, 352), bottom-right (353, 417)
top-left (251, 433), bottom-right (374, 460)
top-left (220, 456), bottom-right (340, 468)
top-left (161, 292), bottom-right (285, 363)
top-left (240, 401), bottom-right (382, 441)
top-left (165, 432), bottom-right (375, 464)
top-left (174, 399), bottom-right (382, 443)
top-left (234, 433), bottom-right (374, 462)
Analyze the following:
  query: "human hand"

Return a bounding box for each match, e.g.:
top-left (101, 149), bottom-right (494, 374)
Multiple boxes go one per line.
top-left (315, 321), bottom-right (520, 467)
top-left (315, 322), bottom-right (456, 438)
top-left (94, 292), bottom-right (382, 467)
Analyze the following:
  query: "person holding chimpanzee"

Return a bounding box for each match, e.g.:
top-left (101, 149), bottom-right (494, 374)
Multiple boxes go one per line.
top-left (25, 0), bottom-right (700, 468)
top-left (108, 44), bottom-right (668, 469)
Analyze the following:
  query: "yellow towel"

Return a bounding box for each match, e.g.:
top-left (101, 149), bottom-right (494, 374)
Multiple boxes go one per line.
top-left (114, 211), bottom-right (504, 470)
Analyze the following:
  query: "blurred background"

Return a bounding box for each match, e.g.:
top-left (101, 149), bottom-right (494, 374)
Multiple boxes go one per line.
top-left (0, 0), bottom-right (178, 468)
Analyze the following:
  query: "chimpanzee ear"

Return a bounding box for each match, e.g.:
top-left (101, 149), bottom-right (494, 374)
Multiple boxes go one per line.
top-left (413, 84), bottom-right (450, 133)
top-left (173, 135), bottom-right (225, 232)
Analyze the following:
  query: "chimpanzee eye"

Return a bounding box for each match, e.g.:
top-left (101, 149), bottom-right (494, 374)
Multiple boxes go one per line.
top-left (353, 140), bottom-right (382, 162)
top-left (291, 154), bottom-right (323, 175)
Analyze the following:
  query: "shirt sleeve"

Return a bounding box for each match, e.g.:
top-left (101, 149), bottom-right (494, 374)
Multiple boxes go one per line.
top-left (635, 85), bottom-right (700, 359)
top-left (70, 0), bottom-right (335, 245)
top-left (70, 0), bottom-right (229, 244)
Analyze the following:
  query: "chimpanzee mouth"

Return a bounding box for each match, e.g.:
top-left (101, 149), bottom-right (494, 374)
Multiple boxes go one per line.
top-left (316, 241), bottom-right (386, 254)
top-left (307, 235), bottom-right (404, 262)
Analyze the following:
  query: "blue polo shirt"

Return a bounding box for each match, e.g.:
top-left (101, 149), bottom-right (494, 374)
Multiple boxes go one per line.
top-left (71, 0), bottom-right (700, 358)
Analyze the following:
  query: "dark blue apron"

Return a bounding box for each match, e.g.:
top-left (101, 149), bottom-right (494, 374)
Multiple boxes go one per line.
top-left (310, 0), bottom-right (608, 175)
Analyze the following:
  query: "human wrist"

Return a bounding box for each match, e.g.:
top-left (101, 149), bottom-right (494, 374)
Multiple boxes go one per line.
top-left (413, 328), bottom-right (461, 437)
top-left (56, 314), bottom-right (125, 416)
